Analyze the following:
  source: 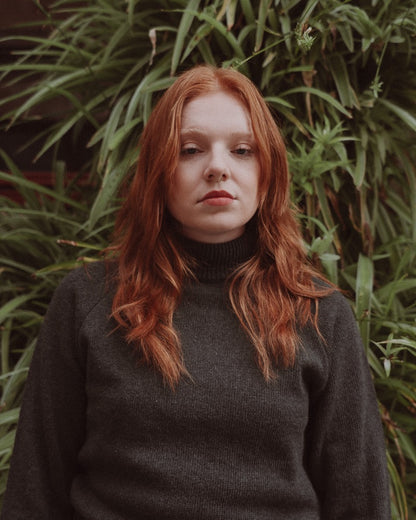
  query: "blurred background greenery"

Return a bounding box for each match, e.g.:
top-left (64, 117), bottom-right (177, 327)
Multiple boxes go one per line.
top-left (0, 0), bottom-right (415, 517)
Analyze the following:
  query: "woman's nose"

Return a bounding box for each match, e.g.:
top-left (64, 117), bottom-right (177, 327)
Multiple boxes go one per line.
top-left (203, 150), bottom-right (230, 182)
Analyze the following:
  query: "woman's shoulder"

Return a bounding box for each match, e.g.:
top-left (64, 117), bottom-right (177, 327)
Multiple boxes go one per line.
top-left (48, 260), bottom-right (116, 318)
top-left (309, 279), bottom-right (359, 340)
top-left (59, 260), bottom-right (110, 286)
top-left (312, 277), bottom-right (353, 312)
top-left (319, 286), bottom-right (354, 317)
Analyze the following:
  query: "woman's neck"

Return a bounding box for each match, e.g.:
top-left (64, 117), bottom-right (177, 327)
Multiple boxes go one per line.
top-left (177, 229), bottom-right (257, 283)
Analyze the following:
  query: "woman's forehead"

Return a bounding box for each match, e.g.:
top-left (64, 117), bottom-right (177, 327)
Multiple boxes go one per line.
top-left (180, 91), bottom-right (253, 134)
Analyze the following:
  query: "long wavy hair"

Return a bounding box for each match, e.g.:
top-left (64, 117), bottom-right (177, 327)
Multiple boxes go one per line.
top-left (107, 65), bottom-right (332, 387)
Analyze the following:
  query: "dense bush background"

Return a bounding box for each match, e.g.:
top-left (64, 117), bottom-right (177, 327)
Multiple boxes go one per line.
top-left (1, 0), bottom-right (415, 517)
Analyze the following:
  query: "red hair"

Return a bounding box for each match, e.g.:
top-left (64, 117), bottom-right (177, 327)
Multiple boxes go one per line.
top-left (107, 65), bottom-right (332, 387)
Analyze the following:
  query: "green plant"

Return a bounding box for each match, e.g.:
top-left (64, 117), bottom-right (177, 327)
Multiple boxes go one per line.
top-left (1, 0), bottom-right (416, 517)
top-left (0, 155), bottom-right (109, 496)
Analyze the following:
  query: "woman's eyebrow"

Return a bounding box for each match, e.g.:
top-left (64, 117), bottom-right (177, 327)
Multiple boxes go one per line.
top-left (180, 128), bottom-right (205, 138)
top-left (180, 128), bottom-right (255, 140)
top-left (229, 131), bottom-right (255, 141)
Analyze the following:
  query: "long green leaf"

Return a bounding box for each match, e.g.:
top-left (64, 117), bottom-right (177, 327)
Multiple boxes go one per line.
top-left (378, 98), bottom-right (416, 133)
top-left (280, 86), bottom-right (352, 117)
top-left (170, 0), bottom-right (201, 75)
top-left (0, 172), bottom-right (86, 211)
top-left (255, 0), bottom-right (271, 52)
top-left (356, 254), bottom-right (374, 350)
top-left (0, 295), bottom-right (33, 327)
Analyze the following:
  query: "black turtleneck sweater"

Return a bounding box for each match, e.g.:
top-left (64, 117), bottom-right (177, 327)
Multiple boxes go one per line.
top-left (1, 234), bottom-right (390, 519)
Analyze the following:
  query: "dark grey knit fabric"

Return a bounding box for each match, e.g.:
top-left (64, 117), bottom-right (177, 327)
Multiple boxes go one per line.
top-left (1, 234), bottom-right (390, 519)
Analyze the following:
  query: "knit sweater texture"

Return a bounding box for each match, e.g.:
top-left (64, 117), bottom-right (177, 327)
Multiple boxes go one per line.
top-left (1, 232), bottom-right (390, 519)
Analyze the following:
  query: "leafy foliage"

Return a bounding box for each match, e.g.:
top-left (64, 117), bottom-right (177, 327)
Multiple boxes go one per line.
top-left (1, 0), bottom-right (416, 517)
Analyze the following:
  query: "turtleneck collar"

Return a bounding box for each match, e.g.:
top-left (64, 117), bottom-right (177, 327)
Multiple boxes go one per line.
top-left (178, 227), bottom-right (257, 284)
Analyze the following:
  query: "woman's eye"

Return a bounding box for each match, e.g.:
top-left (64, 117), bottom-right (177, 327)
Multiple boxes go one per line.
top-left (233, 147), bottom-right (252, 156)
top-left (180, 147), bottom-right (199, 155)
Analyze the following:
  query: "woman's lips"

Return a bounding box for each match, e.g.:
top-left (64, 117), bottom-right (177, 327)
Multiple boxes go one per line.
top-left (199, 190), bottom-right (234, 206)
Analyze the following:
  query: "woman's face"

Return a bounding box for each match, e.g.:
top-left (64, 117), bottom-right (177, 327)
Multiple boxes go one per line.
top-left (167, 90), bottom-right (260, 243)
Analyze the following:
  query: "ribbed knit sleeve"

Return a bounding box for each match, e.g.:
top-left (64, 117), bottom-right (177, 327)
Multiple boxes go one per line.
top-left (1, 264), bottom-right (107, 520)
top-left (304, 290), bottom-right (390, 519)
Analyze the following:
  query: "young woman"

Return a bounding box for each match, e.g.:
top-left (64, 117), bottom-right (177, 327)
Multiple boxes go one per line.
top-left (1, 65), bottom-right (390, 519)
